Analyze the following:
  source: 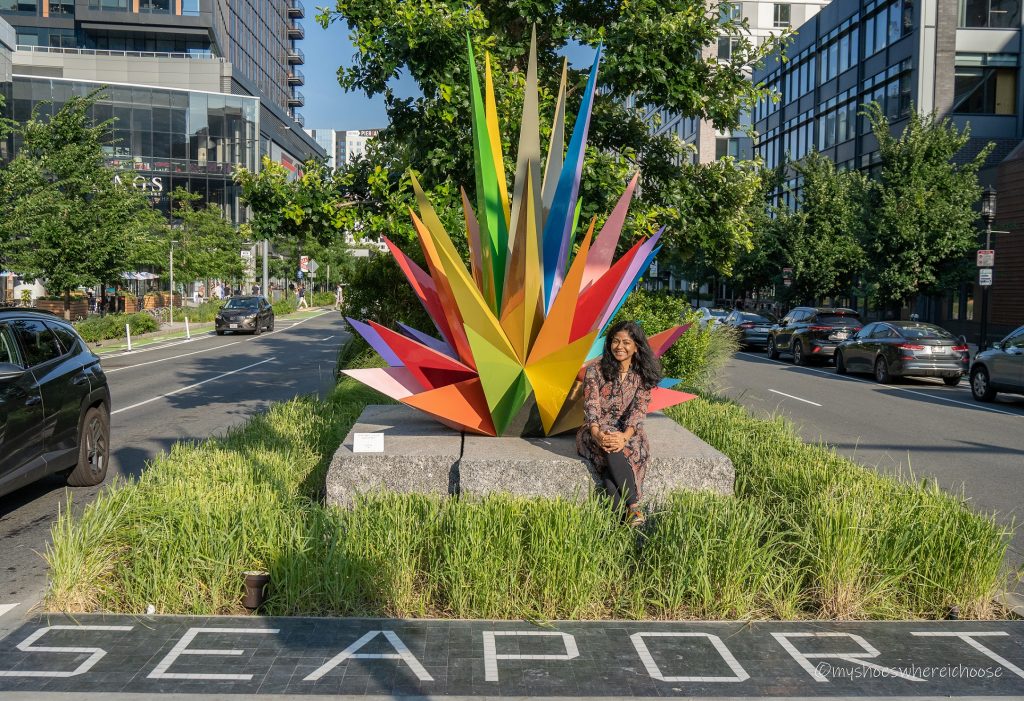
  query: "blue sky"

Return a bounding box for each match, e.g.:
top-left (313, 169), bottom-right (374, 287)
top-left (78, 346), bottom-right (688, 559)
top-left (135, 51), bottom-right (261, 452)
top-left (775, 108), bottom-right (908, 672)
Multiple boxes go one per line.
top-left (299, 15), bottom-right (400, 131)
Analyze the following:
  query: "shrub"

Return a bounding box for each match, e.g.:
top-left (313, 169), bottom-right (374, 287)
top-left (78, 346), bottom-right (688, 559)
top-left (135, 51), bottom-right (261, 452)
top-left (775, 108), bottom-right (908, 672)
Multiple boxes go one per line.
top-left (75, 312), bottom-right (159, 342)
top-left (170, 300), bottom-right (225, 323)
top-left (612, 289), bottom-right (739, 391)
top-left (311, 291), bottom-right (336, 307)
top-left (341, 252), bottom-right (432, 332)
top-left (272, 297), bottom-right (297, 316)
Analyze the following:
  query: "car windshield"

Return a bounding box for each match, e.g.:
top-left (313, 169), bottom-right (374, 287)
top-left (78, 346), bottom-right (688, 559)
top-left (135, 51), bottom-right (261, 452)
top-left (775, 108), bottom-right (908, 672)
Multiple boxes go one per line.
top-left (817, 314), bottom-right (861, 327)
top-left (741, 313), bottom-right (774, 323)
top-left (709, 309), bottom-right (728, 317)
top-left (893, 323), bottom-right (956, 340)
top-left (223, 298), bottom-right (259, 310)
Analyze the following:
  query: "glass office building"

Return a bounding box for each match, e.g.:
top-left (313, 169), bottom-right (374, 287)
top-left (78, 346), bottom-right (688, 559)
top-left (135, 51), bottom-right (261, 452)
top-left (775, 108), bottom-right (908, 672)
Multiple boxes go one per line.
top-left (9, 75), bottom-right (258, 221)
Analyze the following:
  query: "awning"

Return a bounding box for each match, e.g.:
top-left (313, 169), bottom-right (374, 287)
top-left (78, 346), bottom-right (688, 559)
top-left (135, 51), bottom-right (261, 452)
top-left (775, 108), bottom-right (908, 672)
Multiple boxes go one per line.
top-left (121, 272), bottom-right (160, 281)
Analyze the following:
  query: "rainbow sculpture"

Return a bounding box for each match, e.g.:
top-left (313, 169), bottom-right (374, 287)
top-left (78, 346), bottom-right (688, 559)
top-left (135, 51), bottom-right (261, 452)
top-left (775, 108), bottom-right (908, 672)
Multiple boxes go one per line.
top-left (343, 31), bottom-right (696, 436)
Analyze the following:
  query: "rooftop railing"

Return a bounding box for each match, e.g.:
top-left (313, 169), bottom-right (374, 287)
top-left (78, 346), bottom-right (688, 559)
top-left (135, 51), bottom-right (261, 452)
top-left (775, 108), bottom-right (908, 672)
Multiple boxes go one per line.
top-left (16, 44), bottom-right (221, 61)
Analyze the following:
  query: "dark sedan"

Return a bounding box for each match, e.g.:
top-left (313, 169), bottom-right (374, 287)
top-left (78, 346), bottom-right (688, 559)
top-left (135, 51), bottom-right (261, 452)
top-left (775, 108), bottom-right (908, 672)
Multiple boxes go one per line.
top-left (723, 310), bottom-right (777, 349)
top-left (834, 321), bottom-right (969, 385)
top-left (215, 296), bottom-right (274, 336)
top-left (1, 308), bottom-right (111, 497)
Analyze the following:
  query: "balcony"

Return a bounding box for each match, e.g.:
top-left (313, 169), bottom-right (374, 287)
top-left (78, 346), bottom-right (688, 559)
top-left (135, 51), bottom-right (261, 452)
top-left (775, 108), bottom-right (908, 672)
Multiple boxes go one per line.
top-left (287, 0), bottom-right (304, 17)
top-left (287, 20), bottom-right (304, 39)
top-left (286, 47), bottom-right (305, 64)
top-left (287, 68), bottom-right (305, 85)
top-left (292, 112), bottom-right (305, 127)
top-left (288, 91), bottom-right (305, 107)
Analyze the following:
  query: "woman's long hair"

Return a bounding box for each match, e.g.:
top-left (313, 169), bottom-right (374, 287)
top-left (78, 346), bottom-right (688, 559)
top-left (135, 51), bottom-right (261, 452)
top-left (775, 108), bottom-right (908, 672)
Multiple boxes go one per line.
top-left (600, 320), bottom-right (662, 390)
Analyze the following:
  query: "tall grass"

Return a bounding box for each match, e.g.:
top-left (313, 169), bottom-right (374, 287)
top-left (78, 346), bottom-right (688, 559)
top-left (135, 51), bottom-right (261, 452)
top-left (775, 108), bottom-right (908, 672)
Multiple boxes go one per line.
top-left (45, 377), bottom-right (1013, 620)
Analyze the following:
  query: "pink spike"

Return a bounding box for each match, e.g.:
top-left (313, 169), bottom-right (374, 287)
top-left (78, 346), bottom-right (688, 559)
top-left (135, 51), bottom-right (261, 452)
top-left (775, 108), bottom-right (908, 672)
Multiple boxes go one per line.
top-left (648, 324), bottom-right (692, 358)
top-left (570, 237), bottom-right (646, 342)
top-left (648, 387), bottom-right (698, 413)
top-left (342, 367), bottom-right (425, 401)
top-left (581, 173), bottom-right (639, 290)
top-left (383, 236), bottom-right (460, 356)
top-left (366, 320), bottom-right (477, 391)
top-left (596, 228), bottom-right (664, 332)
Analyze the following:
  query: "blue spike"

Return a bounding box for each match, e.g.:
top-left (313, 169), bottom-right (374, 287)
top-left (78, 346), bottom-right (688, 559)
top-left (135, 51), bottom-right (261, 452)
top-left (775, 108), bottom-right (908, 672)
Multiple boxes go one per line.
top-left (542, 46), bottom-right (602, 313)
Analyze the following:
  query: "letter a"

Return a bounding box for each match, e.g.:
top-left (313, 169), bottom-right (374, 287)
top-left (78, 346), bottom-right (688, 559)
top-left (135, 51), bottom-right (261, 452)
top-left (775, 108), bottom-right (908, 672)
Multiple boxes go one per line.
top-left (304, 631), bottom-right (433, 681)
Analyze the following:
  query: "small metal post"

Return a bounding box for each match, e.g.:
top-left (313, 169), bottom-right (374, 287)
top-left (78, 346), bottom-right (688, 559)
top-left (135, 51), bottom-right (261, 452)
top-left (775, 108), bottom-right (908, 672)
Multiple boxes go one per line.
top-left (126, 324), bottom-right (132, 352)
top-left (185, 316), bottom-right (191, 340)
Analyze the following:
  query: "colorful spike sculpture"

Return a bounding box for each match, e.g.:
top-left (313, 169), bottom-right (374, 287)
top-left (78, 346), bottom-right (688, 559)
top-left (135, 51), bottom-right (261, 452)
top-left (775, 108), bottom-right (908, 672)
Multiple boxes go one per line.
top-left (343, 31), bottom-right (697, 436)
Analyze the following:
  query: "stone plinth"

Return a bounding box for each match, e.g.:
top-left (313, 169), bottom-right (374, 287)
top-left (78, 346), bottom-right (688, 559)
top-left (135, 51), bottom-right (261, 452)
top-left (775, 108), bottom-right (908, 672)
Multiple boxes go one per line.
top-left (326, 405), bottom-right (734, 508)
top-left (326, 404), bottom-right (461, 507)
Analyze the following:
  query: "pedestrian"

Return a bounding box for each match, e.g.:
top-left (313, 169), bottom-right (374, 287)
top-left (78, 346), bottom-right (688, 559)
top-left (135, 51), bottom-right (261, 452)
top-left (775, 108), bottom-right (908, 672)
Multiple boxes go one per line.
top-left (334, 283), bottom-right (344, 310)
top-left (734, 298), bottom-right (744, 311)
top-left (252, 283), bottom-right (260, 296)
top-left (297, 284), bottom-right (309, 309)
top-left (576, 320), bottom-right (661, 527)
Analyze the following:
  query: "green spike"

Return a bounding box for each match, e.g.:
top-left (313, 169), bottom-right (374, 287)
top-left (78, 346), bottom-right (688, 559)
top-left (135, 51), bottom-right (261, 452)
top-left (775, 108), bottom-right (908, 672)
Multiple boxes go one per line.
top-left (466, 35), bottom-right (507, 312)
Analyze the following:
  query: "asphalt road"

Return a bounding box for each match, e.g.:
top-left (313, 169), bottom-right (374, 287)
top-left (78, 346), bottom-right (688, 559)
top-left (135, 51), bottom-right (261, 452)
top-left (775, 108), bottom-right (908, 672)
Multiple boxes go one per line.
top-left (0, 309), bottom-right (349, 625)
top-left (716, 349), bottom-right (1024, 577)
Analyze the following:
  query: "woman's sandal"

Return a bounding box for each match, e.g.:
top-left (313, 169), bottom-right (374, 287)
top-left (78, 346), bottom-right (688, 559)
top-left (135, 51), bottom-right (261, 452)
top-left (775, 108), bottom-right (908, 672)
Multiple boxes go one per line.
top-left (628, 508), bottom-right (646, 527)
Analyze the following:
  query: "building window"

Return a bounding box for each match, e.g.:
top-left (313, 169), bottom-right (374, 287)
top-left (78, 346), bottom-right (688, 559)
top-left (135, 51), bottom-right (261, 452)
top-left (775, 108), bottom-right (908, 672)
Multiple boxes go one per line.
top-left (1, 0), bottom-right (39, 14)
top-left (774, 3), bottom-right (791, 27)
top-left (718, 36), bottom-right (740, 60)
top-left (719, 2), bottom-right (741, 23)
top-left (959, 0), bottom-right (1021, 27)
top-left (716, 137), bottom-right (740, 160)
top-left (954, 66), bottom-right (1018, 114)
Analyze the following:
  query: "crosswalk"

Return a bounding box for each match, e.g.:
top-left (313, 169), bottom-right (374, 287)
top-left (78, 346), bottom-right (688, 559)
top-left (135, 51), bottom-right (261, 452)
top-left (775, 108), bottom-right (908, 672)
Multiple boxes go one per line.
top-left (0, 603), bottom-right (19, 618)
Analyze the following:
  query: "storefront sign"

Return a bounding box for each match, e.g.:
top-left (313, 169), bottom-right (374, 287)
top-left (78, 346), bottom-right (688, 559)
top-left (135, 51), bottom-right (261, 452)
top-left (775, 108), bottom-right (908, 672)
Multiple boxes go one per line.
top-left (113, 174), bottom-right (164, 193)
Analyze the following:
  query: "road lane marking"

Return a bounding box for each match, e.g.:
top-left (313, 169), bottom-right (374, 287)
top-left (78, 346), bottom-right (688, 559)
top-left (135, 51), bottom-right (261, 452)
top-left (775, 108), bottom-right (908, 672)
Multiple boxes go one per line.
top-left (0, 603), bottom-right (18, 618)
top-left (739, 351), bottom-right (1021, 417)
top-left (111, 358), bottom-right (275, 415)
top-left (105, 341), bottom-right (244, 373)
top-left (769, 389), bottom-right (822, 407)
top-left (320, 335), bottom-right (336, 342)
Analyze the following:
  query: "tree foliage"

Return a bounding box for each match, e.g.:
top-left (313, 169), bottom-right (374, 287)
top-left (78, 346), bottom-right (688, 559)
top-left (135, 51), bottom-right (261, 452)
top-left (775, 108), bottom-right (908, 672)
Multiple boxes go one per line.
top-left (315, 0), bottom-right (785, 271)
top-left (0, 92), bottom-right (158, 309)
top-left (862, 103), bottom-right (990, 305)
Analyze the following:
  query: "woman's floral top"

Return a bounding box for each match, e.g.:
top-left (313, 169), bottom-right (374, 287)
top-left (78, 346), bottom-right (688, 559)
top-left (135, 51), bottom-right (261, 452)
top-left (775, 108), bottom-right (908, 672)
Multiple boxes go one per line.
top-left (575, 361), bottom-right (652, 496)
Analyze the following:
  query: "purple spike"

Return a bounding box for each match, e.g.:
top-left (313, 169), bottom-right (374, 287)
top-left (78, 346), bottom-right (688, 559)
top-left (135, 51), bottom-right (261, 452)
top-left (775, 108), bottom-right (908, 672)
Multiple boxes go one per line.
top-left (397, 322), bottom-right (457, 358)
top-left (596, 228), bottom-right (664, 331)
top-left (346, 317), bottom-right (404, 367)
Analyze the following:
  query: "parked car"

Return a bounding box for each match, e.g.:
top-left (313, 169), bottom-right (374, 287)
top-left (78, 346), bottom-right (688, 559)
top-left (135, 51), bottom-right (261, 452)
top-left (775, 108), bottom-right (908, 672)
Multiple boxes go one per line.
top-left (694, 307), bottom-right (729, 329)
top-left (723, 310), bottom-right (777, 349)
top-left (835, 321), bottom-right (969, 384)
top-left (0, 308), bottom-right (111, 498)
top-left (767, 307), bottom-right (862, 365)
top-left (215, 296), bottom-right (275, 336)
top-left (970, 325), bottom-right (1024, 402)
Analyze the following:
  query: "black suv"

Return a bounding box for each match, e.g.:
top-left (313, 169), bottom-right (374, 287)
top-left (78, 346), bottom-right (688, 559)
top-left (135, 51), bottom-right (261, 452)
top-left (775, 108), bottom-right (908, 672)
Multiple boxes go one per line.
top-left (767, 307), bottom-right (863, 365)
top-left (0, 308), bottom-right (111, 498)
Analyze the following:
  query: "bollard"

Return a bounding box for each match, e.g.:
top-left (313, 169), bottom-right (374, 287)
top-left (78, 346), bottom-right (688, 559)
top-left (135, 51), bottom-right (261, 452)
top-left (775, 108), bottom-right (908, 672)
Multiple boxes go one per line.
top-left (185, 316), bottom-right (191, 340)
top-left (126, 324), bottom-right (132, 352)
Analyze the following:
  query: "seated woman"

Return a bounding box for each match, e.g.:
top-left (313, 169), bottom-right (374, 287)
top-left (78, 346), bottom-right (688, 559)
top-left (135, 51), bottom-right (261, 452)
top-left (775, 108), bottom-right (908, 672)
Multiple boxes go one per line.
top-left (576, 320), bottom-right (662, 526)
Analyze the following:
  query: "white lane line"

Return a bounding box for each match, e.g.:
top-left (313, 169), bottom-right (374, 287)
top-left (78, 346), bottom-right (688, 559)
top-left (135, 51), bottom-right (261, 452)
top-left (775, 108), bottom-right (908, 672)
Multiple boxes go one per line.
top-left (739, 351), bottom-right (1021, 417)
top-left (769, 389), bottom-right (823, 407)
top-left (320, 335), bottom-right (336, 342)
top-left (105, 341), bottom-right (244, 373)
top-left (0, 603), bottom-right (18, 618)
top-left (111, 358), bottom-right (275, 415)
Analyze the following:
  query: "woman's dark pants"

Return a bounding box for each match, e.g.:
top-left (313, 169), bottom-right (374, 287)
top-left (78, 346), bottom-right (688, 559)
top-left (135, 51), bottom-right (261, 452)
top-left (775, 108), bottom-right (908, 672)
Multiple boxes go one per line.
top-left (602, 451), bottom-right (638, 511)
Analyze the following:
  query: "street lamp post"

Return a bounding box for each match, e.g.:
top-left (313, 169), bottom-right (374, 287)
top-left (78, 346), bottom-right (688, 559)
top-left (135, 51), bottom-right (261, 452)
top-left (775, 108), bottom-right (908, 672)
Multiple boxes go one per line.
top-left (978, 186), bottom-right (996, 352)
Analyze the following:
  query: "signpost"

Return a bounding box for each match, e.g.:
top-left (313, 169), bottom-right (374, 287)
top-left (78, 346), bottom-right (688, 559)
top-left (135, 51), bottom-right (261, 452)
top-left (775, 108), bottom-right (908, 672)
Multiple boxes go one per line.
top-left (979, 268), bottom-right (993, 287)
top-left (299, 255), bottom-right (310, 273)
top-left (782, 267), bottom-right (793, 288)
top-left (977, 249), bottom-right (994, 267)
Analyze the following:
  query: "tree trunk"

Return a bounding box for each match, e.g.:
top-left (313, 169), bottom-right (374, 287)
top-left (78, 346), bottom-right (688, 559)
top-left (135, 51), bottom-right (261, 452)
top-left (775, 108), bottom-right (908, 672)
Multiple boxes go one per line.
top-left (63, 289), bottom-right (71, 321)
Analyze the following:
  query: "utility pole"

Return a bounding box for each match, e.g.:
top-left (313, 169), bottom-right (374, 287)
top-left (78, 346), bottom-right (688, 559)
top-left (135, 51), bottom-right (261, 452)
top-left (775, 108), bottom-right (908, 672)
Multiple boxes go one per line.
top-left (169, 239), bottom-right (178, 323)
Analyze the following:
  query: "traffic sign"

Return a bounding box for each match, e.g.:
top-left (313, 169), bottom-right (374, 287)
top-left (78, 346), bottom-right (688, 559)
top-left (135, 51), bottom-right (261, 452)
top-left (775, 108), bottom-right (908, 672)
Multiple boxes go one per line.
top-left (979, 268), bottom-right (993, 286)
top-left (297, 270), bottom-right (304, 280)
top-left (308, 259), bottom-right (320, 274)
top-left (299, 255), bottom-right (310, 273)
top-left (977, 249), bottom-right (994, 267)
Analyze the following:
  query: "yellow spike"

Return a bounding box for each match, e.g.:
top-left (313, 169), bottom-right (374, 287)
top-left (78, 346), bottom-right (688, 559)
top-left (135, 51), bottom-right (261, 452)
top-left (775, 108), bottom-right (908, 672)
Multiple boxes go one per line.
top-left (484, 52), bottom-right (511, 230)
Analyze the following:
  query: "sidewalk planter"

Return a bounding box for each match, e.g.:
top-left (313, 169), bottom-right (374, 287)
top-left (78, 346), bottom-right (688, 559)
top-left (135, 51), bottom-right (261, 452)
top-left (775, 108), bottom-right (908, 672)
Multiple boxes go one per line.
top-left (35, 297), bottom-right (88, 319)
top-left (143, 294), bottom-right (160, 310)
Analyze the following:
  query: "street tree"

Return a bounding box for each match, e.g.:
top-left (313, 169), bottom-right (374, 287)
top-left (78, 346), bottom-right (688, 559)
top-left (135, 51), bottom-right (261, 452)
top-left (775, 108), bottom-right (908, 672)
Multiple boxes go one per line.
top-left (862, 103), bottom-right (991, 309)
top-left (0, 91), bottom-right (157, 315)
top-left (786, 150), bottom-right (867, 303)
top-left (166, 187), bottom-right (246, 285)
top-left (315, 0), bottom-right (785, 272)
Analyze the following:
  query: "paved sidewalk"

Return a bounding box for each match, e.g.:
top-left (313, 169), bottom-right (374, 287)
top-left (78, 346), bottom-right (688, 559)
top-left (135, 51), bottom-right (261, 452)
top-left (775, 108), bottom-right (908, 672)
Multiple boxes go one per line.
top-left (0, 614), bottom-right (1021, 698)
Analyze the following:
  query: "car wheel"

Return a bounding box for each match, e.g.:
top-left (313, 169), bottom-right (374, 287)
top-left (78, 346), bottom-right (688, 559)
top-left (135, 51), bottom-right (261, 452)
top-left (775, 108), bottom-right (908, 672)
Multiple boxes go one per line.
top-left (254, 321), bottom-right (262, 336)
top-left (216, 330), bottom-right (225, 336)
top-left (942, 376), bottom-right (961, 387)
top-left (971, 366), bottom-right (997, 402)
top-left (268, 318), bottom-right (275, 332)
top-left (835, 350), bottom-right (847, 375)
top-left (792, 340), bottom-right (806, 366)
top-left (67, 406), bottom-right (110, 487)
top-left (767, 337), bottom-right (779, 360)
top-left (874, 356), bottom-right (892, 384)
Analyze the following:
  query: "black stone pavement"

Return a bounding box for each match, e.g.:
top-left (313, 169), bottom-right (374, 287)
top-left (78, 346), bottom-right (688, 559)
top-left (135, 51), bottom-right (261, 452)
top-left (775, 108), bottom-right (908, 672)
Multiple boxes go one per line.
top-left (0, 615), bottom-right (1022, 698)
